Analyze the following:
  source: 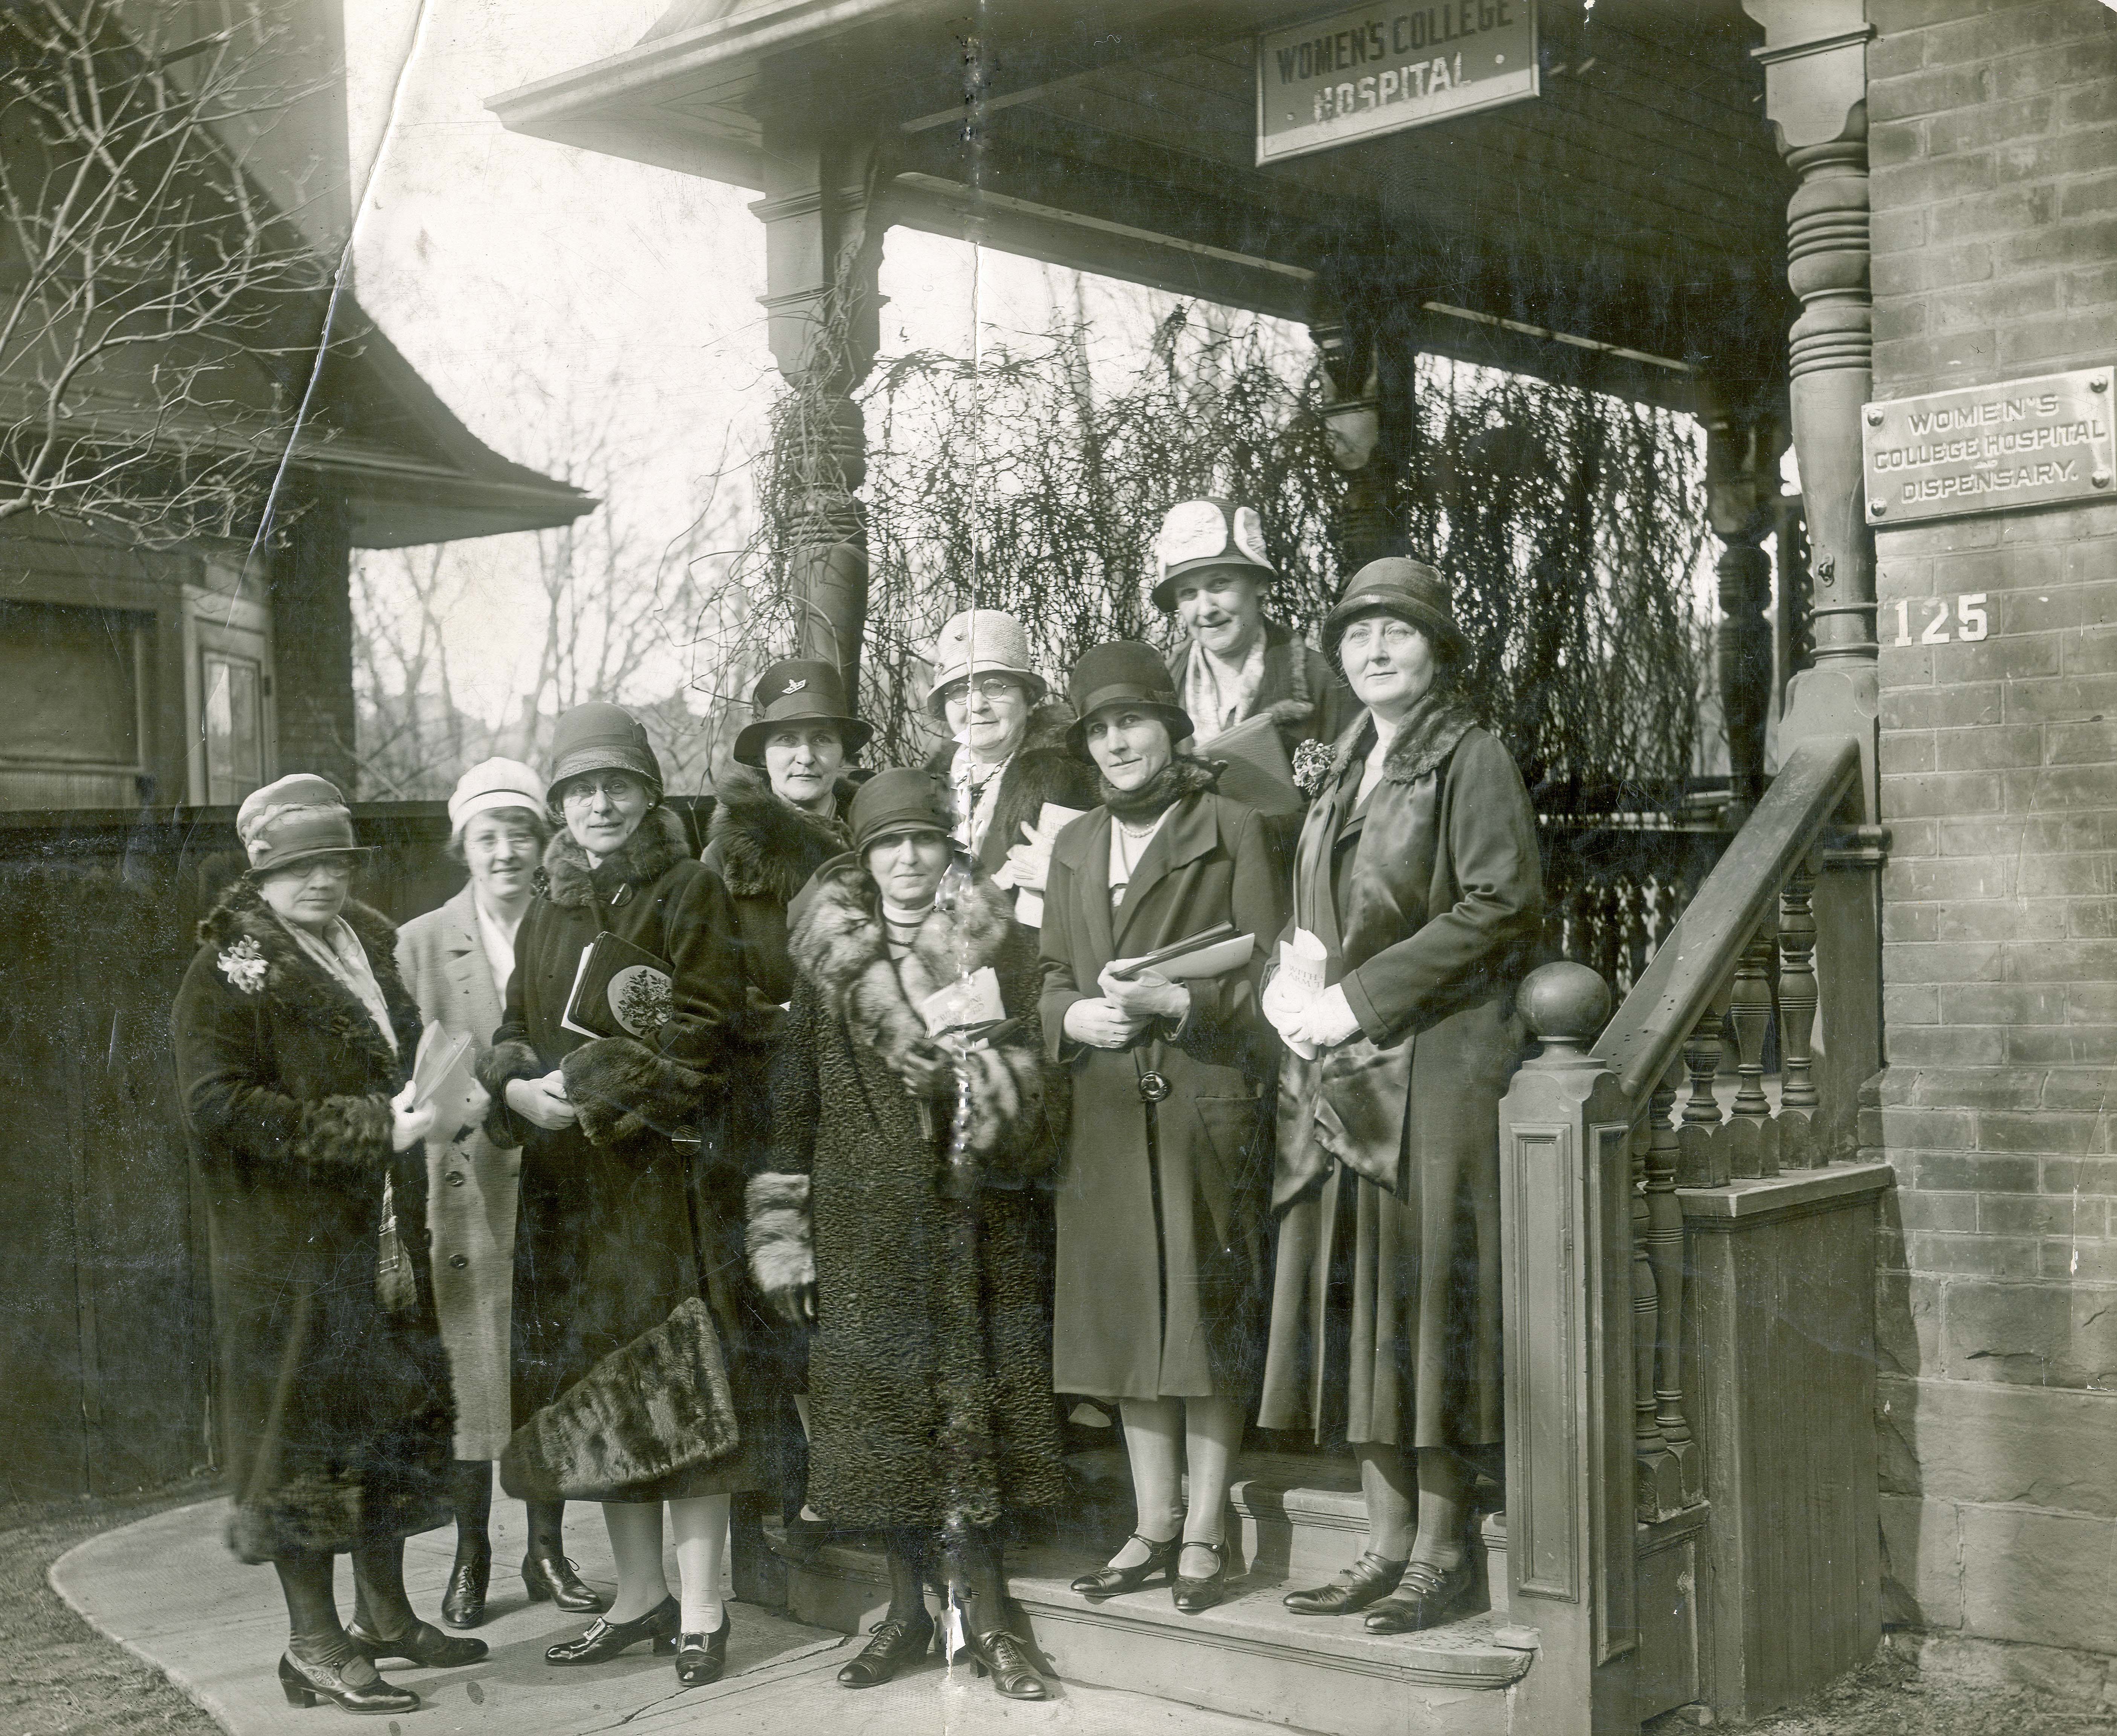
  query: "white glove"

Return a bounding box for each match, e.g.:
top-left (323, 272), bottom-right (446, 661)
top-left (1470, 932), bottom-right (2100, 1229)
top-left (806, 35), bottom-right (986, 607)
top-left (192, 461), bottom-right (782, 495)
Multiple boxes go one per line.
top-left (1260, 973), bottom-right (1308, 1040)
top-left (389, 1081), bottom-right (436, 1153)
top-left (1284, 983), bottom-right (1361, 1051)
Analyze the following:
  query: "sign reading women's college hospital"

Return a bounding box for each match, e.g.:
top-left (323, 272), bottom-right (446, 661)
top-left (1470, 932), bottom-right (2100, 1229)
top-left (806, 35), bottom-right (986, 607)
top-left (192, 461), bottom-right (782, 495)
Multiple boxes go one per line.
top-left (1863, 365), bottom-right (2114, 526)
top-left (1256, 1), bottom-right (1538, 164)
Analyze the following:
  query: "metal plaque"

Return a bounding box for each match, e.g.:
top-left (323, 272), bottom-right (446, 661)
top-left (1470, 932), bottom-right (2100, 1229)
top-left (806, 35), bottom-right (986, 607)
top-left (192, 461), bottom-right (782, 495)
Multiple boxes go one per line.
top-left (1257, 2), bottom-right (1538, 166)
top-left (1863, 365), bottom-right (2114, 526)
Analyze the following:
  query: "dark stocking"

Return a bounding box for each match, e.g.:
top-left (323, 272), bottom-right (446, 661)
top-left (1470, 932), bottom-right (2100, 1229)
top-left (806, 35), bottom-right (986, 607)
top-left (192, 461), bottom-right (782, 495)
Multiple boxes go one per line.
top-left (450, 1460), bottom-right (493, 1542)
top-left (526, 1499), bottom-right (566, 1559)
top-left (275, 1551), bottom-right (341, 1644)
top-left (945, 1524), bottom-right (1008, 1635)
top-left (348, 1538), bottom-right (417, 1641)
top-left (882, 1528), bottom-right (932, 1624)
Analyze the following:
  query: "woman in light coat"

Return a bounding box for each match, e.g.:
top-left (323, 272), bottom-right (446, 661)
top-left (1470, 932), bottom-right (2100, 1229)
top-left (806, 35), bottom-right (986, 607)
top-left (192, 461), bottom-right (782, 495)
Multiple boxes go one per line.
top-left (397, 759), bottom-right (604, 1629)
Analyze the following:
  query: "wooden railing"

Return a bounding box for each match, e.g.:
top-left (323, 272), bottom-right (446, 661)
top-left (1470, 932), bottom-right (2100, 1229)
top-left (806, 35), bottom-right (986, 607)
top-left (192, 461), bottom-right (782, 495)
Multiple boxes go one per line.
top-left (1493, 733), bottom-right (1883, 1733)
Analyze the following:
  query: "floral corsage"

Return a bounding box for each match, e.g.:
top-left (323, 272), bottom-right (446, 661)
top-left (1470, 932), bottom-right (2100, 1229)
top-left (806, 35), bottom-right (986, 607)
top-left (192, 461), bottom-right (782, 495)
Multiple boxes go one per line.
top-left (1292, 737), bottom-right (1337, 800)
top-left (218, 934), bottom-right (268, 994)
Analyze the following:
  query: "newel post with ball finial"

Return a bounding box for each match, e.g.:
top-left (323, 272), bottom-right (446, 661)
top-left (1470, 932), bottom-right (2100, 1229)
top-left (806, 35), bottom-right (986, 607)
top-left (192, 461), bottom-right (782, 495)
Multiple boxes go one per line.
top-left (1495, 962), bottom-right (1640, 1736)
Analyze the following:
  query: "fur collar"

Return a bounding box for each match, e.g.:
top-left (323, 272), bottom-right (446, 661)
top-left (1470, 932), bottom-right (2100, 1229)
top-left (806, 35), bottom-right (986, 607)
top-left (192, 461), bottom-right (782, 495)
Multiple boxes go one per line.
top-left (923, 701), bottom-right (1078, 778)
top-left (1098, 754), bottom-right (1219, 821)
top-left (706, 764), bottom-right (851, 904)
top-left (1331, 689), bottom-right (1478, 786)
top-left (196, 881), bottom-right (419, 1073)
top-left (540, 806), bottom-right (691, 909)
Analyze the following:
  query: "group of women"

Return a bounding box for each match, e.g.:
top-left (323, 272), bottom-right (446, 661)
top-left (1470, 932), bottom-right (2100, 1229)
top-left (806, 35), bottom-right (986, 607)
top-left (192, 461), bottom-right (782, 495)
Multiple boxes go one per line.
top-left (173, 495), bottom-right (1543, 1715)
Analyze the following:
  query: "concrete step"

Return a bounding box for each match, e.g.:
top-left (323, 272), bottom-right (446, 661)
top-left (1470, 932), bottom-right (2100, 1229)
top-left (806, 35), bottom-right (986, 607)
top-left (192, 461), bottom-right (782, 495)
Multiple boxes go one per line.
top-left (769, 1516), bottom-right (1534, 1736)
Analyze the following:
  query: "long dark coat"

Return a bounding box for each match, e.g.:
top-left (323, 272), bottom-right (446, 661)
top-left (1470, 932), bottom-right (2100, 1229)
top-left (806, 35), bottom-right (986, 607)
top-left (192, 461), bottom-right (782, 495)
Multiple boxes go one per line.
top-left (1258, 698), bottom-right (1542, 1452)
top-left (174, 885), bottom-right (453, 1563)
top-left (1038, 770), bottom-right (1288, 1401)
top-left (748, 859), bottom-right (1067, 1530)
top-left (478, 808), bottom-right (758, 1500)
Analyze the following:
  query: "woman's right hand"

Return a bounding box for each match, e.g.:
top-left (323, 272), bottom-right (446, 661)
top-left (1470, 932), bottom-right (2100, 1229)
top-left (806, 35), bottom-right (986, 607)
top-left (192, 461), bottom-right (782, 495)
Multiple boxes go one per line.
top-left (506, 1070), bottom-right (578, 1130)
top-left (389, 1082), bottom-right (436, 1153)
top-left (1063, 997), bottom-right (1149, 1050)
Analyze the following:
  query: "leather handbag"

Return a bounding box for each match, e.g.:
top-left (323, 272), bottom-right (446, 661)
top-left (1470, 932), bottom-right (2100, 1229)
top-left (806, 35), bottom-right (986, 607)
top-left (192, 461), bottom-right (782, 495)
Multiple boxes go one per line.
top-left (500, 1296), bottom-right (740, 1502)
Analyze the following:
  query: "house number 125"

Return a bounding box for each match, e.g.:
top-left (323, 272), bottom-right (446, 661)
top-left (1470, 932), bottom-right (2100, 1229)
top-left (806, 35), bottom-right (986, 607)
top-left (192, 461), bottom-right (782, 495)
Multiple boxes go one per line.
top-left (1894, 594), bottom-right (1989, 646)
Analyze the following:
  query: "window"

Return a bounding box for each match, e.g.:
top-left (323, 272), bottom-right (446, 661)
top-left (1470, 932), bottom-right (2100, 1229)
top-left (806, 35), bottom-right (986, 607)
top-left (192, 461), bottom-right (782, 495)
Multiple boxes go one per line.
top-left (201, 650), bottom-right (265, 806)
top-left (0, 602), bottom-right (147, 809)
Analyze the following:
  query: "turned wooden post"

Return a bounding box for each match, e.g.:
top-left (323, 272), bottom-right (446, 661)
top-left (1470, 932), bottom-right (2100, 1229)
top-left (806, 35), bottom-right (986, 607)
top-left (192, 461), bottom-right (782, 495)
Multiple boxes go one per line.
top-left (1630, 1115), bottom-right (1670, 1520)
top-left (1776, 869), bottom-right (1821, 1166)
top-left (1725, 923), bottom-right (1780, 1180)
top-left (1644, 1065), bottom-right (1698, 1504)
top-left (1677, 999), bottom-right (1729, 1188)
top-left (1310, 270), bottom-right (1417, 571)
top-left (1703, 398), bottom-right (1784, 820)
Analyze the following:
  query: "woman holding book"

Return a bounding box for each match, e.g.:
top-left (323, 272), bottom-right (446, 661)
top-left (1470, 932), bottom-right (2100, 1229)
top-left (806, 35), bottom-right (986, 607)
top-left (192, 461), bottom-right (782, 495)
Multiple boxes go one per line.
top-left (476, 703), bottom-right (758, 1686)
top-left (174, 775), bottom-right (486, 1716)
top-left (1256, 559), bottom-right (1542, 1636)
top-left (1036, 640), bottom-right (1288, 1615)
top-left (746, 769), bottom-right (1067, 1700)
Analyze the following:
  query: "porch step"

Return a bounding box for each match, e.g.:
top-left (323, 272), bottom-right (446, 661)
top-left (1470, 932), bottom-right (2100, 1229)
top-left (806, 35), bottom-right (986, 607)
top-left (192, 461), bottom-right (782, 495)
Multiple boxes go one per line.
top-left (769, 1507), bottom-right (1533, 1736)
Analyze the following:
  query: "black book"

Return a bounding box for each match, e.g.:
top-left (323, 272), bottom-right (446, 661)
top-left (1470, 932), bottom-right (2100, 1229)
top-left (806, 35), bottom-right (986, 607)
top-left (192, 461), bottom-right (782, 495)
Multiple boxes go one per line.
top-left (561, 930), bottom-right (676, 1041)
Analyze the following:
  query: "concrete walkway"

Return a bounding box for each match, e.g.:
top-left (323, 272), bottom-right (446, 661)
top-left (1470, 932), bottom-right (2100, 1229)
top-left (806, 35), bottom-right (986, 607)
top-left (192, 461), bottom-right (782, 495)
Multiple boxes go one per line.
top-left (52, 1499), bottom-right (1277, 1736)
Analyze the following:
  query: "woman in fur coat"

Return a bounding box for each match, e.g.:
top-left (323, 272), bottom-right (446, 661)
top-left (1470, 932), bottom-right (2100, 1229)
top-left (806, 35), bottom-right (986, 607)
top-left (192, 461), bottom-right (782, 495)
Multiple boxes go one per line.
top-left (1038, 642), bottom-right (1289, 1617)
top-left (174, 776), bottom-right (486, 1717)
top-left (747, 769), bottom-right (1067, 1701)
top-left (475, 704), bottom-right (757, 1688)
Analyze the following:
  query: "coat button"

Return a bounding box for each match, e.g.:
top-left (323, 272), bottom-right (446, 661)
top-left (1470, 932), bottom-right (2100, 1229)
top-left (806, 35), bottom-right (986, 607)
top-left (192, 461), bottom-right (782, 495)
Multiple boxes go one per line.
top-left (448, 1172), bottom-right (466, 1186)
top-left (449, 1254), bottom-right (469, 1269)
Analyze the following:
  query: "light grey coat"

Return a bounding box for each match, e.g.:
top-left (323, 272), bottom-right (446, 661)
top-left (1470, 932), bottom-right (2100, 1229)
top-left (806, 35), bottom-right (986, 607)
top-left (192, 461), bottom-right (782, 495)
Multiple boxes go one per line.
top-left (396, 885), bottom-right (520, 1461)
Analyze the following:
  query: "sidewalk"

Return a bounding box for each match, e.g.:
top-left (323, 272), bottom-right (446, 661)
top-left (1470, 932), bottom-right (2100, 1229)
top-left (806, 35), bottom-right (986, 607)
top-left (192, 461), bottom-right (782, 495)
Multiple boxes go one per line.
top-left (52, 1498), bottom-right (1278, 1735)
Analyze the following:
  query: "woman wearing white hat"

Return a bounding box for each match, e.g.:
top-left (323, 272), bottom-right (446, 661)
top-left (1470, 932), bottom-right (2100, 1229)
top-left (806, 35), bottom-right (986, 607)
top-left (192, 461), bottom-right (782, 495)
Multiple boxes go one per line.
top-left (396, 760), bottom-right (601, 1629)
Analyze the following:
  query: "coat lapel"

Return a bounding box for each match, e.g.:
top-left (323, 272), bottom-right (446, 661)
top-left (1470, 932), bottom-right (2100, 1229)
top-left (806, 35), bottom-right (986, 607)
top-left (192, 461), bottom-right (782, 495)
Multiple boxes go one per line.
top-left (1053, 809), bottom-right (1117, 968)
top-left (440, 885), bottom-right (504, 1041)
top-left (1113, 794), bottom-right (1217, 951)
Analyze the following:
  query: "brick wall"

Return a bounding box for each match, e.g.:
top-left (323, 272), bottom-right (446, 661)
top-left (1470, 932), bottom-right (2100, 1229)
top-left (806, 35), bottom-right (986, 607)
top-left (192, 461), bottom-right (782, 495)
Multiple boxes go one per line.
top-left (269, 489), bottom-right (359, 795)
top-left (1866, 0), bottom-right (2117, 1659)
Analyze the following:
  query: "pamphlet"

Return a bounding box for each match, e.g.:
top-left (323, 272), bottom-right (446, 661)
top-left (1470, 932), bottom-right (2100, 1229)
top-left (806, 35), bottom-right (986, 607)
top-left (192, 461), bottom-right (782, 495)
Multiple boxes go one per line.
top-left (1277, 927), bottom-right (1330, 1060)
top-left (410, 1024), bottom-right (482, 1144)
top-left (1107, 923), bottom-right (1255, 982)
top-left (1012, 801), bottom-right (1090, 928)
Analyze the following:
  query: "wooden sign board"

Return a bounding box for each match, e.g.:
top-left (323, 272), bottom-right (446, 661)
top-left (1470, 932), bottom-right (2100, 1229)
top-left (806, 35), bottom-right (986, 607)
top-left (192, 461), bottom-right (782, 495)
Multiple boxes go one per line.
top-left (1863, 365), bottom-right (2114, 526)
top-left (1257, 2), bottom-right (1538, 165)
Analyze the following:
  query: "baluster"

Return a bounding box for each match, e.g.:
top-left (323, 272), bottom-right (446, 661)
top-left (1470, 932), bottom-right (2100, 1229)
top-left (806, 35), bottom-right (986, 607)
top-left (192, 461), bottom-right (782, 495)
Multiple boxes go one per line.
top-left (1677, 1000), bottom-right (1729, 1187)
top-left (1645, 1063), bottom-right (1698, 1505)
top-left (1726, 922), bottom-right (1780, 1179)
top-left (1778, 870), bottom-right (1821, 1168)
top-left (1630, 1112), bottom-right (1672, 1520)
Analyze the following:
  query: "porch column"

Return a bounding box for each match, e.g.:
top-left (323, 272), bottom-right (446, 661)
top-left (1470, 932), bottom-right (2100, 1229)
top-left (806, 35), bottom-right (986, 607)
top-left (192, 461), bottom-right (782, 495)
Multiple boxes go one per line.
top-left (751, 136), bottom-right (887, 699)
top-left (1702, 396), bottom-right (1785, 818)
top-left (1309, 270), bottom-right (1418, 573)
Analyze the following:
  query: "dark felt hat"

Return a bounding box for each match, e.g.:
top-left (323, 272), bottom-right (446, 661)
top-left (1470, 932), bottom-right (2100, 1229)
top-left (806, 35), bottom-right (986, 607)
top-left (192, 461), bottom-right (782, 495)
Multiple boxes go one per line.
top-left (1063, 640), bottom-right (1194, 760)
top-left (732, 659), bottom-right (872, 767)
top-left (848, 767), bottom-right (956, 855)
top-left (1321, 557), bottom-right (1469, 667)
top-left (546, 702), bottom-right (663, 807)
top-left (237, 774), bottom-right (371, 877)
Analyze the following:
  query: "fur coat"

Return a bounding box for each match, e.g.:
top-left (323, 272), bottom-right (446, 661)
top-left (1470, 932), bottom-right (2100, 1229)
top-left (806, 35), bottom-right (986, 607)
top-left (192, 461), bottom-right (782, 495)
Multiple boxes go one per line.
top-left (925, 702), bottom-right (1101, 891)
top-left (747, 858), bottom-right (1066, 1528)
top-left (477, 809), bottom-right (760, 1500)
top-left (174, 883), bottom-right (454, 1562)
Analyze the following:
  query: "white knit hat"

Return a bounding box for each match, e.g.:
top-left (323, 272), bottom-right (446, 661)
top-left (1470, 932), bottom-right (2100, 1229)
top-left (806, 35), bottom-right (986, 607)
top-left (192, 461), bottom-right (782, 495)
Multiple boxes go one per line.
top-left (447, 758), bottom-right (548, 835)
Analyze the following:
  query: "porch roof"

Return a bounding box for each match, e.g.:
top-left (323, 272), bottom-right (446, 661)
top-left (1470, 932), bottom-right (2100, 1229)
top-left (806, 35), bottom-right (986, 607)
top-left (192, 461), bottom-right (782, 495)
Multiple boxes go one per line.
top-left (490, 0), bottom-right (1796, 411)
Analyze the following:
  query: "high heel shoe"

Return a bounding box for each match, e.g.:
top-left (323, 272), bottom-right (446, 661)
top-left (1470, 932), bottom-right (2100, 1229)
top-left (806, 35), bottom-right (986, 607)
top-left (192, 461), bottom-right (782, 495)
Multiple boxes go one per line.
top-left (675, 1608), bottom-right (731, 1687)
top-left (1069, 1531), bottom-right (1182, 1599)
top-left (543, 1595), bottom-right (680, 1665)
top-left (1281, 1550), bottom-right (1406, 1615)
top-left (836, 1609), bottom-right (935, 1688)
top-left (440, 1534), bottom-right (491, 1628)
top-left (1171, 1540), bottom-right (1229, 1614)
top-left (346, 1617), bottom-right (488, 1669)
top-left (278, 1644), bottom-right (419, 1714)
top-left (523, 1551), bottom-right (605, 1613)
top-left (964, 1626), bottom-right (1050, 1701)
top-left (1362, 1557), bottom-right (1474, 1634)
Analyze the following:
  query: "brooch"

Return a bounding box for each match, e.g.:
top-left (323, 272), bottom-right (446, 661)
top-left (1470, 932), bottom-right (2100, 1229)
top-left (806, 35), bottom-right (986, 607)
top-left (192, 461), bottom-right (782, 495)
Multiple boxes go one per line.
top-left (217, 934), bottom-right (267, 994)
top-left (1292, 737), bottom-right (1337, 800)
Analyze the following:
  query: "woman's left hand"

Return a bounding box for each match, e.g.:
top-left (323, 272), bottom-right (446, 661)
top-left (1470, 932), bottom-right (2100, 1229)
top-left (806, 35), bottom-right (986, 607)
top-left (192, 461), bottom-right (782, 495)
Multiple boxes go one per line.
top-left (1098, 964), bottom-right (1188, 1023)
top-left (1284, 983), bottom-right (1361, 1050)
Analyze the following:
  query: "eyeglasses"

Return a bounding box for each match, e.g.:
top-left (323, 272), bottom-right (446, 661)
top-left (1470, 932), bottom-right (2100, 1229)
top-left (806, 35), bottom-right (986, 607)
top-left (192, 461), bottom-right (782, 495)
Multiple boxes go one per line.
top-left (561, 774), bottom-right (646, 805)
top-left (940, 676), bottom-right (1027, 705)
top-left (1338, 617), bottom-right (1426, 652)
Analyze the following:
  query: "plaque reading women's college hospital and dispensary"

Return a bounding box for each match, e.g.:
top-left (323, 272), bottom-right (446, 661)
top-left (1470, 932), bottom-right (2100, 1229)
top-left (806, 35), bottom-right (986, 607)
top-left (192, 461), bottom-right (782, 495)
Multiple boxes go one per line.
top-left (1256, 2), bottom-right (1537, 165)
top-left (1863, 365), bottom-right (2115, 527)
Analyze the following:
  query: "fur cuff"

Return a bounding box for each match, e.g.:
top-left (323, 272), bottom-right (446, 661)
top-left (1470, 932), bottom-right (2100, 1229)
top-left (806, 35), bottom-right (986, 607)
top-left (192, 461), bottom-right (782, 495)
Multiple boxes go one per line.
top-left (561, 1035), bottom-right (709, 1159)
top-left (745, 1172), bottom-right (813, 1296)
top-left (292, 1093), bottom-right (393, 1180)
top-left (476, 1038), bottom-right (543, 1148)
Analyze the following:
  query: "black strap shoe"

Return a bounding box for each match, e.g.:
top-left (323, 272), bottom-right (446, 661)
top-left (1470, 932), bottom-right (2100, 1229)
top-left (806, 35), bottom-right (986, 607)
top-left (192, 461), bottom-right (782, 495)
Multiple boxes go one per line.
top-left (1282, 1551), bottom-right (1406, 1615)
top-left (544, 1595), bottom-right (680, 1666)
top-left (523, 1551), bottom-right (605, 1613)
top-left (675, 1608), bottom-right (732, 1687)
top-left (346, 1617), bottom-right (488, 1670)
top-left (837, 1610), bottom-right (935, 1689)
top-left (966, 1627), bottom-right (1050, 1701)
top-left (1362, 1557), bottom-right (1474, 1634)
top-left (1069, 1531), bottom-right (1182, 1599)
top-left (279, 1639), bottom-right (420, 1713)
top-left (440, 1535), bottom-right (491, 1628)
top-left (1171, 1540), bottom-right (1229, 1615)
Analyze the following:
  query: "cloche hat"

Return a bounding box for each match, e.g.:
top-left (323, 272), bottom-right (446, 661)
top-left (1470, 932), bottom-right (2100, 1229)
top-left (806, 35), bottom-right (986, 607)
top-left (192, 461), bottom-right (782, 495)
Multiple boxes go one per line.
top-left (1321, 557), bottom-right (1469, 667)
top-left (1064, 640), bottom-right (1194, 760)
top-left (546, 702), bottom-right (663, 808)
top-left (447, 758), bottom-right (548, 836)
top-left (923, 608), bottom-right (1047, 719)
top-left (732, 659), bottom-right (873, 768)
top-left (848, 767), bottom-right (956, 855)
top-left (237, 774), bottom-right (371, 877)
top-left (1149, 497), bottom-right (1275, 612)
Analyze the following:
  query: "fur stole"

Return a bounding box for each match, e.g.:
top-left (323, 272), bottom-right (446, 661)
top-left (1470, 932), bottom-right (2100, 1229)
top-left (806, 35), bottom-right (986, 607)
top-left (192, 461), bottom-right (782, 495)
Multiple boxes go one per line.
top-left (1328, 688), bottom-right (1479, 787)
top-left (788, 858), bottom-right (1043, 1160)
top-left (744, 1172), bottom-right (812, 1298)
top-left (705, 763), bottom-right (850, 904)
top-left (1098, 754), bottom-right (1219, 821)
top-left (539, 806), bottom-right (691, 909)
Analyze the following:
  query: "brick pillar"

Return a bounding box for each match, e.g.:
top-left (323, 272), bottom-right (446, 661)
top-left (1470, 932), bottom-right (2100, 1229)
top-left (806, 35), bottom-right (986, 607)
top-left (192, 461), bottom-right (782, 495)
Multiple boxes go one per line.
top-left (269, 487), bottom-right (357, 793)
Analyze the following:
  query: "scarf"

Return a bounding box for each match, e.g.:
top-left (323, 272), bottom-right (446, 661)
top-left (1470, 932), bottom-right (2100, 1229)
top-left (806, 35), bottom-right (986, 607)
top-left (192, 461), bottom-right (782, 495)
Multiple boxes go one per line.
top-left (1181, 633), bottom-right (1268, 744)
top-left (276, 913), bottom-right (398, 1054)
top-left (1097, 754), bottom-right (1219, 823)
top-left (949, 745), bottom-right (1012, 853)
